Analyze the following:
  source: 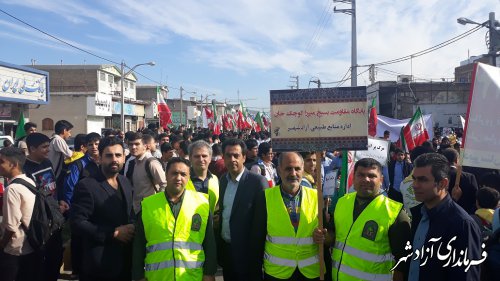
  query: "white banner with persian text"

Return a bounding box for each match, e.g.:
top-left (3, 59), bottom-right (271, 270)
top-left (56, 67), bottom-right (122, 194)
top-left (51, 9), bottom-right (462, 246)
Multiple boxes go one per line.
top-left (462, 63), bottom-right (500, 169)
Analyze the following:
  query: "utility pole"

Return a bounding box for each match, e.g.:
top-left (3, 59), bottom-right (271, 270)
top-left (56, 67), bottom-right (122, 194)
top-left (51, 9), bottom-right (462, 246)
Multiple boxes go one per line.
top-left (334, 0), bottom-right (357, 86)
top-left (180, 86), bottom-right (184, 126)
top-left (489, 12), bottom-right (499, 66)
top-left (368, 64), bottom-right (375, 84)
top-left (289, 75), bottom-right (299, 89)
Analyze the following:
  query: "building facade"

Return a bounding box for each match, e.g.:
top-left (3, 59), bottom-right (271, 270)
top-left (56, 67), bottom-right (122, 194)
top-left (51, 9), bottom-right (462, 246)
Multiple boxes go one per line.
top-left (28, 65), bottom-right (146, 135)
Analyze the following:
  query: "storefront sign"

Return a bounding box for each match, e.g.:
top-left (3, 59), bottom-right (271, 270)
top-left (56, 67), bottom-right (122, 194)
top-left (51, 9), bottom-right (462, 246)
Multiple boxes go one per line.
top-left (112, 101), bottom-right (135, 115)
top-left (0, 61), bottom-right (49, 104)
top-left (87, 92), bottom-right (112, 116)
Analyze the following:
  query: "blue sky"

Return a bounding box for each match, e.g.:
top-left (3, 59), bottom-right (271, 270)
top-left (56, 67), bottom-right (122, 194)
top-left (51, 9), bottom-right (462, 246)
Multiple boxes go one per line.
top-left (0, 0), bottom-right (498, 112)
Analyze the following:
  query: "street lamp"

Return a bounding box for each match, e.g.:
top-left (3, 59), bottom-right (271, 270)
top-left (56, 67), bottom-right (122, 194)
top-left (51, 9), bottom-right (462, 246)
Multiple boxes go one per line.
top-left (457, 12), bottom-right (499, 66)
top-left (120, 61), bottom-right (155, 131)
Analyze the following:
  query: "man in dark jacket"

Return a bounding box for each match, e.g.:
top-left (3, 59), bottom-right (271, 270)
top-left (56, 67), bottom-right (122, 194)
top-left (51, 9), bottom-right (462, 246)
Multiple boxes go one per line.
top-left (388, 148), bottom-right (413, 203)
top-left (408, 153), bottom-right (482, 281)
top-left (70, 137), bottom-right (134, 281)
top-left (217, 138), bottom-right (268, 280)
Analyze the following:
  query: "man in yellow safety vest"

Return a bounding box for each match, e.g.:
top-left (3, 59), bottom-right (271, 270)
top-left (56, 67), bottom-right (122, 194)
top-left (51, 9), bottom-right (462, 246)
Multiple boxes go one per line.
top-left (314, 157), bottom-right (411, 281)
top-left (261, 152), bottom-right (322, 281)
top-left (131, 157), bottom-right (217, 281)
top-left (186, 140), bottom-right (219, 214)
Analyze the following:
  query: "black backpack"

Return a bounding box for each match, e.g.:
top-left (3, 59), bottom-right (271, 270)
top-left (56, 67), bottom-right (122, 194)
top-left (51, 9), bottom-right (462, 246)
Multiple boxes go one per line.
top-left (11, 178), bottom-right (65, 251)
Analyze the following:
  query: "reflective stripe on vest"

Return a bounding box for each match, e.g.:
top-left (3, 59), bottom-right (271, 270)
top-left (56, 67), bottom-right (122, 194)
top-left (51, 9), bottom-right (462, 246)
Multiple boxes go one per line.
top-left (332, 261), bottom-right (392, 281)
top-left (264, 186), bottom-right (319, 279)
top-left (265, 252), bottom-right (319, 268)
top-left (145, 260), bottom-right (204, 271)
top-left (333, 241), bottom-right (393, 263)
top-left (146, 241), bottom-right (203, 253)
top-left (266, 235), bottom-right (314, 246)
top-left (142, 190), bottom-right (209, 281)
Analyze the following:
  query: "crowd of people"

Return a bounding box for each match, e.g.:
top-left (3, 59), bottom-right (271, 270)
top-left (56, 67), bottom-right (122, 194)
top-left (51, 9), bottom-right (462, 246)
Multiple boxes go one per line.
top-left (0, 121), bottom-right (499, 281)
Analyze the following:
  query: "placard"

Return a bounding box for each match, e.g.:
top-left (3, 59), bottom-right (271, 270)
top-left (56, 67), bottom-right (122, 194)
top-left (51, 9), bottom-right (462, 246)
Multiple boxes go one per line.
top-left (462, 63), bottom-right (500, 169)
top-left (354, 137), bottom-right (391, 166)
top-left (270, 87), bottom-right (368, 151)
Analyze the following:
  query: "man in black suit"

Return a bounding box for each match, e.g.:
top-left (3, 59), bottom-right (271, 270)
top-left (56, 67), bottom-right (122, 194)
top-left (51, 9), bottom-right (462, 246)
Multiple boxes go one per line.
top-left (217, 138), bottom-right (268, 281)
top-left (441, 148), bottom-right (479, 214)
top-left (70, 137), bottom-right (135, 281)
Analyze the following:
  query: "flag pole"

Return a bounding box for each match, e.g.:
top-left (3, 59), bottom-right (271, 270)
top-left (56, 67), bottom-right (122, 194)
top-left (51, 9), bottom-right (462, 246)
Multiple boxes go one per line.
top-left (315, 151), bottom-right (325, 280)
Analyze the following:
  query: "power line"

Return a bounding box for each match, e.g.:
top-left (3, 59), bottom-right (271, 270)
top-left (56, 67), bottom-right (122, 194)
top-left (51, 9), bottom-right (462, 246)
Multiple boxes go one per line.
top-left (359, 25), bottom-right (483, 67)
top-left (0, 8), bottom-right (165, 86)
top-left (0, 8), bottom-right (121, 65)
top-left (306, 0), bottom-right (333, 52)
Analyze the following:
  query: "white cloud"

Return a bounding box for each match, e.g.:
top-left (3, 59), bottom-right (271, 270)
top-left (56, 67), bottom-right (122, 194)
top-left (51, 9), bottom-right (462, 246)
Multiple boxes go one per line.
top-left (1, 0), bottom-right (499, 84)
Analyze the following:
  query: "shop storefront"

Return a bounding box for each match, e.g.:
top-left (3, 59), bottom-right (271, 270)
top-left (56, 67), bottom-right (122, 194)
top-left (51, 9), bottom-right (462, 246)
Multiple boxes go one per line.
top-left (0, 61), bottom-right (49, 137)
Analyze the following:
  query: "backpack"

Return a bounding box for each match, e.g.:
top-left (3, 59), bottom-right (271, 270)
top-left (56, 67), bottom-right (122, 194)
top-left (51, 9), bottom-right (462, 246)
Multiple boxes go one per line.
top-left (12, 178), bottom-right (65, 251)
top-left (126, 157), bottom-right (163, 192)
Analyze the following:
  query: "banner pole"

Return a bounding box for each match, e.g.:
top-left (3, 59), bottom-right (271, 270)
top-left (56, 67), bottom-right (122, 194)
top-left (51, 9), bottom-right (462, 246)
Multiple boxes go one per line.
top-left (315, 151), bottom-right (325, 280)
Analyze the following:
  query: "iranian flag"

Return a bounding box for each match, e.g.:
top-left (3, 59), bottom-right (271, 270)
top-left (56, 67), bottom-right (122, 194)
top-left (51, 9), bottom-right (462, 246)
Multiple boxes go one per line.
top-left (368, 98), bottom-right (377, 137)
top-left (401, 107), bottom-right (429, 151)
top-left (157, 86), bottom-right (172, 128)
top-left (255, 112), bottom-right (265, 132)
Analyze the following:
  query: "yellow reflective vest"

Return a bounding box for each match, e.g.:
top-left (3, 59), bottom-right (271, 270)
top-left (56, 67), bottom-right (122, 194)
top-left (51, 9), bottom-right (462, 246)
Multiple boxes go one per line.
top-left (332, 193), bottom-right (402, 281)
top-left (186, 174), bottom-right (219, 214)
top-left (141, 189), bottom-right (209, 281)
top-left (264, 185), bottom-right (319, 279)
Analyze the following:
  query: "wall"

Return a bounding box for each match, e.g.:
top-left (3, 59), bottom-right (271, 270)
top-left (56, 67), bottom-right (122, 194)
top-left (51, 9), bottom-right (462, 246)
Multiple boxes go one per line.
top-left (29, 94), bottom-right (88, 135)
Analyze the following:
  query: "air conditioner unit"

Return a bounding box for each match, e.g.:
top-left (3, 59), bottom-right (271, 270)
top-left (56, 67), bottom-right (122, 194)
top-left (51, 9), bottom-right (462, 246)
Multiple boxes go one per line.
top-left (397, 75), bottom-right (413, 83)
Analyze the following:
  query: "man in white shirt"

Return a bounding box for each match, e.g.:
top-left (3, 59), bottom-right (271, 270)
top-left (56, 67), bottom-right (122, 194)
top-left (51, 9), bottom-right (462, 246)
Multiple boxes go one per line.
top-left (0, 147), bottom-right (40, 281)
top-left (48, 120), bottom-right (74, 182)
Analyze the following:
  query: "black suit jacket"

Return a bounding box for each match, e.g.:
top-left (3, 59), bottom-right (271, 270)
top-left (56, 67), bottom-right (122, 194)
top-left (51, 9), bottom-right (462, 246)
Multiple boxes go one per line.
top-left (216, 169), bottom-right (268, 279)
top-left (70, 171), bottom-right (134, 279)
top-left (448, 167), bottom-right (479, 214)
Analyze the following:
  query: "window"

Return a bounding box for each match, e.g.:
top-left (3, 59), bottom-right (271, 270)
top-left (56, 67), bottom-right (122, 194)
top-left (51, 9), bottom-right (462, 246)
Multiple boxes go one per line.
top-left (42, 118), bottom-right (54, 131)
top-left (124, 80), bottom-right (128, 88)
top-left (108, 74), bottom-right (114, 83)
top-left (130, 82), bottom-right (135, 89)
top-left (99, 72), bottom-right (106, 81)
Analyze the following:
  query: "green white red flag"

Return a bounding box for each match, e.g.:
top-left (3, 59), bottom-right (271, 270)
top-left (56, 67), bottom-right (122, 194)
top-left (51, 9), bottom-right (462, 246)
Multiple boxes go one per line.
top-left (400, 107), bottom-right (429, 152)
top-left (157, 86), bottom-right (172, 128)
top-left (368, 98), bottom-right (377, 137)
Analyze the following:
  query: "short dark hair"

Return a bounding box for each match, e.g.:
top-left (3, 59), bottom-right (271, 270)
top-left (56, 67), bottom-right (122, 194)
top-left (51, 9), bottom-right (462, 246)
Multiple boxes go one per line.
top-left (124, 131), bottom-right (135, 141)
top-left (179, 140), bottom-right (191, 155)
top-left (222, 138), bottom-right (247, 155)
top-left (142, 134), bottom-right (155, 144)
top-left (409, 145), bottom-right (434, 164)
top-left (354, 158), bottom-right (382, 174)
top-left (26, 132), bottom-right (50, 151)
top-left (413, 153), bottom-right (450, 183)
top-left (160, 142), bottom-right (174, 153)
top-left (85, 132), bottom-right (101, 144)
top-left (23, 122), bottom-right (37, 132)
top-left (165, 157), bottom-right (191, 173)
top-left (299, 151), bottom-right (315, 160)
top-left (394, 148), bottom-right (404, 155)
top-left (476, 187), bottom-right (500, 209)
top-left (245, 138), bottom-right (259, 150)
top-left (384, 130), bottom-right (390, 135)
top-left (157, 133), bottom-right (169, 141)
top-left (212, 143), bottom-right (222, 156)
top-left (0, 146), bottom-right (26, 168)
top-left (98, 137), bottom-right (124, 156)
top-left (128, 132), bottom-right (144, 143)
top-left (441, 148), bottom-right (458, 164)
top-left (74, 134), bottom-right (87, 152)
top-left (54, 120), bottom-right (73, 134)
top-left (257, 142), bottom-right (272, 157)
